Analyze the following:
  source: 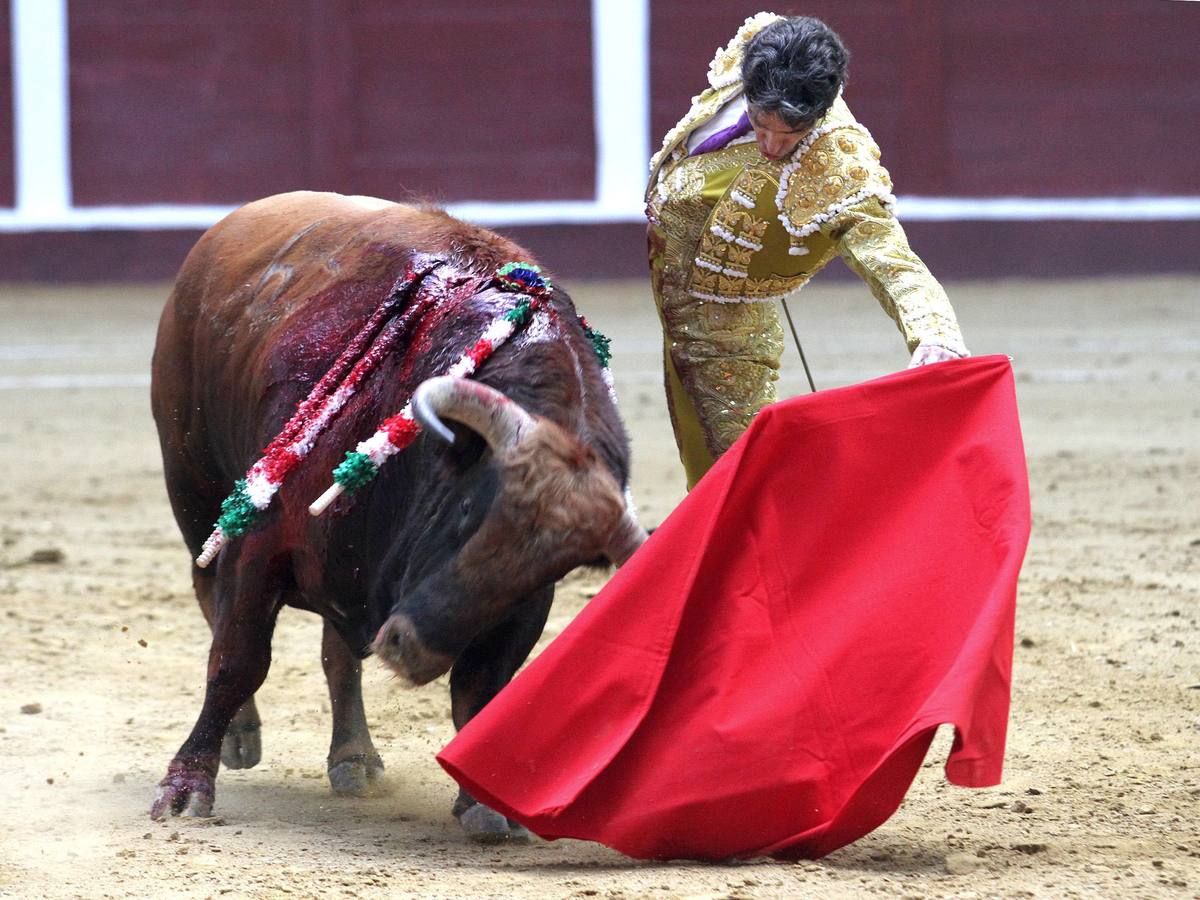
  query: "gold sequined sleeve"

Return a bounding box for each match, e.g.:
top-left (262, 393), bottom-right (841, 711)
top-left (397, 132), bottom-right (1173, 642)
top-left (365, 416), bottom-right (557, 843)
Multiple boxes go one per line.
top-left (825, 198), bottom-right (968, 356)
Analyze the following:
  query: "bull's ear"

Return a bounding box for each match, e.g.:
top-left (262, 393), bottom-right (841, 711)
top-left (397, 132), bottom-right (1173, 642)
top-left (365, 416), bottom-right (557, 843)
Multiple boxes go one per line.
top-left (438, 423), bottom-right (487, 474)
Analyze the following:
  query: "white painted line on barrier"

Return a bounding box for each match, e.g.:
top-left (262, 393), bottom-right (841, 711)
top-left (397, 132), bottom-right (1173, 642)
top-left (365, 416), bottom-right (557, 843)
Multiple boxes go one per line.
top-left (895, 196), bottom-right (1200, 221)
top-left (0, 196), bottom-right (1197, 232)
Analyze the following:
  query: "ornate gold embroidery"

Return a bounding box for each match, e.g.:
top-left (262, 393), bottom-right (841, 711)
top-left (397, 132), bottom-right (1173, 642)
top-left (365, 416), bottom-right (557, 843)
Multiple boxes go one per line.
top-left (712, 207), bottom-right (769, 248)
top-left (690, 269), bottom-right (718, 295)
top-left (742, 275), bottom-right (806, 301)
top-left (724, 241), bottom-right (754, 269)
top-left (655, 269), bottom-right (785, 462)
top-left (778, 126), bottom-right (894, 242)
top-left (729, 169), bottom-right (769, 207)
top-left (651, 147), bottom-right (756, 274)
top-left (829, 198), bottom-right (967, 355)
top-left (696, 230), bottom-right (751, 278)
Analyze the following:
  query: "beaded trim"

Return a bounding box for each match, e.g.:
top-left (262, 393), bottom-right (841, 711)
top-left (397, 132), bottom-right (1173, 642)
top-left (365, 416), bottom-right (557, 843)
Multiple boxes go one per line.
top-left (694, 256), bottom-right (750, 279)
top-left (687, 287), bottom-right (797, 305)
top-left (706, 13), bottom-right (783, 89)
top-left (730, 189), bottom-right (757, 209)
top-left (783, 186), bottom-right (897, 242)
top-left (711, 223), bottom-right (762, 252)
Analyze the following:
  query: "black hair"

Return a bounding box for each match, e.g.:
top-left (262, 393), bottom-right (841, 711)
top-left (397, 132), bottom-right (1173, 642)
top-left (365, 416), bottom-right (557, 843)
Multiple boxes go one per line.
top-left (741, 16), bottom-right (849, 127)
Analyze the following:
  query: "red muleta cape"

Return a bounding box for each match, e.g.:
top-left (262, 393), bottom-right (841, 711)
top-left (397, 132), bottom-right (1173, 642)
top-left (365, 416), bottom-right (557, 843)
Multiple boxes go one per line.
top-left (438, 355), bottom-right (1030, 860)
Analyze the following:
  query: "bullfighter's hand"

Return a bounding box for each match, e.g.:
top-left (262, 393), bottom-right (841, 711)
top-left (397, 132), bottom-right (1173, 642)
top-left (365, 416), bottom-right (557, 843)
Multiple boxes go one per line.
top-left (908, 342), bottom-right (966, 368)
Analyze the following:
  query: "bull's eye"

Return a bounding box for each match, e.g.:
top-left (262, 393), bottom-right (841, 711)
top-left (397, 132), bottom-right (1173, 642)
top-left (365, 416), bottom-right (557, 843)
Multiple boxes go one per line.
top-left (459, 497), bottom-right (472, 520)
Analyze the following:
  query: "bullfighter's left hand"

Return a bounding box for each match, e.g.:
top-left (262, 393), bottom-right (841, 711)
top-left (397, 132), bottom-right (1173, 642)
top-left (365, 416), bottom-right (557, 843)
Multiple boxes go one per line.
top-left (908, 343), bottom-right (966, 368)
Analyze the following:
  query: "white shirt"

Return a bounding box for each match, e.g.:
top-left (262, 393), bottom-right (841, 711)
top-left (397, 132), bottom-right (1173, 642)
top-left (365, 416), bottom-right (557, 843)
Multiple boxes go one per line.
top-left (684, 93), bottom-right (755, 154)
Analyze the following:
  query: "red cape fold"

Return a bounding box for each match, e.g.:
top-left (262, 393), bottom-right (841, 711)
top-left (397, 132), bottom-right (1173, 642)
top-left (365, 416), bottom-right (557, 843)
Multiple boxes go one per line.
top-left (438, 355), bottom-right (1030, 860)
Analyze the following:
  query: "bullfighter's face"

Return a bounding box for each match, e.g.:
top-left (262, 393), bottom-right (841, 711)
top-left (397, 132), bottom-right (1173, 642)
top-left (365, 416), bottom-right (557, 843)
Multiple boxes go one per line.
top-left (748, 107), bottom-right (812, 162)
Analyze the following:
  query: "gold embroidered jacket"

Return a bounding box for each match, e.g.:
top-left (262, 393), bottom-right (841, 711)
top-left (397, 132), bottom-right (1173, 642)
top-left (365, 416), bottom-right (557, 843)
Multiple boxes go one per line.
top-left (646, 12), bottom-right (967, 356)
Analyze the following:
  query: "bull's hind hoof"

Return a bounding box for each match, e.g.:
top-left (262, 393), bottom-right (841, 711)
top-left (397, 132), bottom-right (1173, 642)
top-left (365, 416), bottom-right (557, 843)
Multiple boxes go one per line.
top-left (150, 761), bottom-right (216, 819)
top-left (220, 720), bottom-right (261, 770)
top-left (327, 753), bottom-right (385, 797)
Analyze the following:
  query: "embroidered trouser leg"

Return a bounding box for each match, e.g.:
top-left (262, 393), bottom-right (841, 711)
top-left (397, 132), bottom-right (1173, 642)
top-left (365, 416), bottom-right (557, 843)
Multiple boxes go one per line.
top-left (649, 225), bottom-right (784, 489)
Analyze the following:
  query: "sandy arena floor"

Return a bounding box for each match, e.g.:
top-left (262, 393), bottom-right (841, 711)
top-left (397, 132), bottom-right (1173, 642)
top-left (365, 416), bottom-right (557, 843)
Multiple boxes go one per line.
top-left (0, 275), bottom-right (1197, 898)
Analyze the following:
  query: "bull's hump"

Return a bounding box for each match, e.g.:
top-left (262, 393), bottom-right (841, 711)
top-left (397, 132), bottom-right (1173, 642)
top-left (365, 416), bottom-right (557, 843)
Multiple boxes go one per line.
top-left (230, 192), bottom-right (407, 235)
top-left (344, 194), bottom-right (396, 211)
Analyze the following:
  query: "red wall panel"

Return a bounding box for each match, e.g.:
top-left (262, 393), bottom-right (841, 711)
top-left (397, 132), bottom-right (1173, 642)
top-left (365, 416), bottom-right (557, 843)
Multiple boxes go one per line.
top-left (0, 3), bottom-right (13, 208)
top-left (344, 2), bottom-right (595, 202)
top-left (941, 2), bottom-right (1200, 195)
top-left (69, 2), bottom-right (315, 205)
top-left (650, 1), bottom-right (1200, 198)
top-left (68, 0), bottom-right (594, 206)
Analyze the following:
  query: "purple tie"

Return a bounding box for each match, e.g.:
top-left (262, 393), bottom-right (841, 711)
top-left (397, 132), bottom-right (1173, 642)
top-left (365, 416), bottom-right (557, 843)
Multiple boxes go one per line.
top-left (689, 111), bottom-right (753, 157)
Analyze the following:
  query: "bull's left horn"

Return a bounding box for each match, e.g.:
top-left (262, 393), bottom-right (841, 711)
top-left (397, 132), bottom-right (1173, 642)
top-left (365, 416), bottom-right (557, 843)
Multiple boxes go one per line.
top-left (412, 376), bottom-right (535, 453)
top-left (605, 510), bottom-right (648, 567)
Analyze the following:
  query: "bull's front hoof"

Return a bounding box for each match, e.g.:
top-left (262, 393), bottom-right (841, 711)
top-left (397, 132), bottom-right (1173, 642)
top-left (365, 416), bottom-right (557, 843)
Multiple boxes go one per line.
top-left (458, 803), bottom-right (511, 843)
top-left (455, 803), bottom-right (534, 844)
top-left (220, 720), bottom-right (261, 770)
top-left (327, 753), bottom-right (385, 797)
top-left (505, 819), bottom-right (534, 844)
top-left (150, 760), bottom-right (216, 820)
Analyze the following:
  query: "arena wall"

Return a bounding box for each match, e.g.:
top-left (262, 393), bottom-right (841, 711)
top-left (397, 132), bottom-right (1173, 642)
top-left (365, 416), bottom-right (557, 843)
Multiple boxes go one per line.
top-left (1, 0), bottom-right (1197, 280)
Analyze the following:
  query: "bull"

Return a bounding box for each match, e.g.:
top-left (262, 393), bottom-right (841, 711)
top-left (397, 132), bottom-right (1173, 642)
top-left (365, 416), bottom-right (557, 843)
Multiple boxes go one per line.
top-left (149, 191), bottom-right (645, 840)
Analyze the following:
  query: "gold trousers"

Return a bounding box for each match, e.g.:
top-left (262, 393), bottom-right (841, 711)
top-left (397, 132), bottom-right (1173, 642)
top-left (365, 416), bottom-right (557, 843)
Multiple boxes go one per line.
top-left (649, 224), bottom-right (785, 489)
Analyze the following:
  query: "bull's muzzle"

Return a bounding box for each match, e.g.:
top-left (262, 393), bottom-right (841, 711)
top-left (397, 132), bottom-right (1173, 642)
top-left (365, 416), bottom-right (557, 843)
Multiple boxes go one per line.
top-left (372, 614), bottom-right (455, 685)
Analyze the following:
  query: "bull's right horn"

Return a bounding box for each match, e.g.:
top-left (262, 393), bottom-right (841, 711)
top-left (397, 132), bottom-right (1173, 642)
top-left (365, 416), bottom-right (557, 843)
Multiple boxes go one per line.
top-left (412, 376), bottom-right (535, 453)
top-left (605, 510), bottom-right (649, 567)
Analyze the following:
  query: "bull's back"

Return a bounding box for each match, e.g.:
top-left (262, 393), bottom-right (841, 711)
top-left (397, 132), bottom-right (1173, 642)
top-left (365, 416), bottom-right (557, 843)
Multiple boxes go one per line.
top-left (155, 192), bottom-right (514, 456)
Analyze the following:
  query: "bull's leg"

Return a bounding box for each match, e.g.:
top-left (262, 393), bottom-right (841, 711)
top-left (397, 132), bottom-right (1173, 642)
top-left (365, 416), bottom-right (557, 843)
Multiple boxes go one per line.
top-left (448, 586), bottom-right (554, 843)
top-left (195, 567), bottom-right (263, 770)
top-left (162, 453), bottom-right (266, 771)
top-left (322, 620), bottom-right (385, 796)
top-left (151, 552), bottom-right (281, 819)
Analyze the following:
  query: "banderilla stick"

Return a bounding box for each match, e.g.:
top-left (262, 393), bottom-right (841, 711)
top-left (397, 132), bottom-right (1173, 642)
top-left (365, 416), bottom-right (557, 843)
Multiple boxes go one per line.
top-left (780, 298), bottom-right (817, 393)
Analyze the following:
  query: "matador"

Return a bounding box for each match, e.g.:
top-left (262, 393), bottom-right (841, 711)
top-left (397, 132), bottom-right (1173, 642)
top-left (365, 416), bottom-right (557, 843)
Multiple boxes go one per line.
top-left (647, 13), bottom-right (969, 487)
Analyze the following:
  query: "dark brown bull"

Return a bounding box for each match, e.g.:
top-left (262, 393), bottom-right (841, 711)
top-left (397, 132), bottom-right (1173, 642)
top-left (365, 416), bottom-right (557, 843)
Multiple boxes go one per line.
top-left (149, 191), bottom-right (645, 840)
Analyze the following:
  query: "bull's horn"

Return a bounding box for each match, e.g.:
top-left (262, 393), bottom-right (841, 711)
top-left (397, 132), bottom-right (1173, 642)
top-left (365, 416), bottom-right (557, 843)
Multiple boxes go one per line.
top-left (605, 510), bottom-right (648, 567)
top-left (412, 376), bottom-right (535, 453)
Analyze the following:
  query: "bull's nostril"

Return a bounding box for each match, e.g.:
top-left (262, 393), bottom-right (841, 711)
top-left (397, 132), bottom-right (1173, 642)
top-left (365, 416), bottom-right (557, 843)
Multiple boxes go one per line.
top-left (389, 630), bottom-right (403, 648)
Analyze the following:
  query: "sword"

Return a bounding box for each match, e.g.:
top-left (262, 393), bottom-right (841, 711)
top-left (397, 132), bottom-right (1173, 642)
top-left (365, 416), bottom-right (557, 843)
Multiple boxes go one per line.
top-left (780, 298), bottom-right (817, 393)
